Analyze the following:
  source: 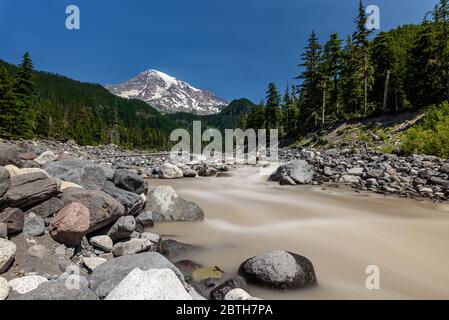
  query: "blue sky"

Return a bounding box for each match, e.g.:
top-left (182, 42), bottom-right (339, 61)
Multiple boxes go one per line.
top-left (0, 0), bottom-right (439, 103)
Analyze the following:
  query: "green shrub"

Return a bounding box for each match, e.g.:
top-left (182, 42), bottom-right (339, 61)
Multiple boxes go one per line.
top-left (402, 101), bottom-right (449, 158)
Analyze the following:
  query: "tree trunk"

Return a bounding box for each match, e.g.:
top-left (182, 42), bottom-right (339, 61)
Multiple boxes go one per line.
top-left (383, 70), bottom-right (390, 111)
top-left (364, 52), bottom-right (368, 117)
top-left (322, 82), bottom-right (326, 125)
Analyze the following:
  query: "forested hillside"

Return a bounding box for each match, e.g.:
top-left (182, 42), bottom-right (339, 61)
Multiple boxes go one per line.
top-left (237, 0), bottom-right (449, 157)
top-left (0, 58), bottom-right (178, 150)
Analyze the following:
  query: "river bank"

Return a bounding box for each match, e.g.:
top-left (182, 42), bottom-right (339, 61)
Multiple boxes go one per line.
top-left (1, 139), bottom-right (449, 300)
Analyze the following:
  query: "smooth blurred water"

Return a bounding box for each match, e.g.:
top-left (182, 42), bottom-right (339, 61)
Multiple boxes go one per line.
top-left (149, 167), bottom-right (449, 299)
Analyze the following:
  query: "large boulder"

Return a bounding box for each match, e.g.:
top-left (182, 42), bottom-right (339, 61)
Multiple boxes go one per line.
top-left (0, 172), bottom-right (59, 211)
top-left (0, 208), bottom-right (24, 235)
top-left (0, 167), bottom-right (10, 198)
top-left (269, 160), bottom-right (314, 184)
top-left (43, 160), bottom-right (107, 191)
top-left (0, 238), bottom-right (16, 273)
top-left (25, 197), bottom-right (65, 218)
top-left (0, 144), bottom-right (24, 167)
top-left (113, 169), bottom-right (145, 194)
top-left (107, 216), bottom-right (136, 242)
top-left (50, 202), bottom-right (90, 246)
top-left (10, 280), bottom-right (98, 300)
top-left (88, 252), bottom-right (184, 298)
top-left (102, 181), bottom-right (144, 216)
top-left (159, 163), bottom-right (183, 179)
top-left (145, 185), bottom-right (204, 222)
top-left (62, 188), bottom-right (125, 233)
top-left (105, 268), bottom-right (192, 300)
top-left (238, 251), bottom-right (316, 289)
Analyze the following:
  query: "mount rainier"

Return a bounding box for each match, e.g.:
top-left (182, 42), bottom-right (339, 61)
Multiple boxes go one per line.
top-left (106, 69), bottom-right (228, 115)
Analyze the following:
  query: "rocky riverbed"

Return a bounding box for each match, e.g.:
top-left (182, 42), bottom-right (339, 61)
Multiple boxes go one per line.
top-left (0, 138), bottom-right (448, 300)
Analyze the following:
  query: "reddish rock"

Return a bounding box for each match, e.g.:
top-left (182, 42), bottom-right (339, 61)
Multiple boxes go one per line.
top-left (50, 202), bottom-right (90, 246)
top-left (18, 152), bottom-right (37, 161)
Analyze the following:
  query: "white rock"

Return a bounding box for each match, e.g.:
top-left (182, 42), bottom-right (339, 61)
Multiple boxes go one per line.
top-left (341, 175), bottom-right (361, 184)
top-left (89, 235), bottom-right (113, 252)
top-left (8, 275), bottom-right (48, 294)
top-left (4, 165), bottom-right (20, 177)
top-left (83, 257), bottom-right (107, 271)
top-left (225, 288), bottom-right (261, 300)
top-left (140, 232), bottom-right (160, 243)
top-left (0, 238), bottom-right (16, 273)
top-left (35, 151), bottom-right (58, 165)
top-left (347, 167), bottom-right (364, 176)
top-left (159, 163), bottom-right (183, 179)
top-left (0, 277), bottom-right (9, 300)
top-left (60, 180), bottom-right (84, 191)
top-left (105, 268), bottom-right (192, 300)
top-left (17, 168), bottom-right (50, 177)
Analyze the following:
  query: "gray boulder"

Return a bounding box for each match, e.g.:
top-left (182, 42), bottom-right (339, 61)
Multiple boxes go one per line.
top-left (0, 167), bottom-right (10, 198)
top-left (88, 252), bottom-right (184, 298)
top-left (182, 168), bottom-right (197, 178)
top-left (62, 188), bottom-right (125, 233)
top-left (23, 213), bottom-right (46, 237)
top-left (269, 160), bottom-right (314, 184)
top-left (107, 216), bottom-right (136, 242)
top-left (102, 181), bottom-right (144, 216)
top-left (145, 185), bottom-right (204, 222)
top-left (0, 172), bottom-right (59, 211)
top-left (159, 163), bottom-right (183, 179)
top-left (198, 167), bottom-right (218, 177)
top-left (0, 208), bottom-right (24, 235)
top-left (210, 277), bottom-right (247, 300)
top-left (10, 280), bottom-right (98, 300)
top-left (113, 169), bottom-right (145, 194)
top-left (25, 197), bottom-right (65, 218)
top-left (238, 251), bottom-right (316, 289)
top-left (43, 160), bottom-right (107, 190)
top-left (0, 144), bottom-right (24, 167)
top-left (136, 210), bottom-right (154, 228)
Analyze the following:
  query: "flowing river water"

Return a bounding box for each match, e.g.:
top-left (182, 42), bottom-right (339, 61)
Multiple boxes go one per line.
top-left (150, 166), bottom-right (449, 300)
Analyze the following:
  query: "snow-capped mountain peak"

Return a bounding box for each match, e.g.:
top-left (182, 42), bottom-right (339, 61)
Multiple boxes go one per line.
top-left (106, 69), bottom-right (228, 115)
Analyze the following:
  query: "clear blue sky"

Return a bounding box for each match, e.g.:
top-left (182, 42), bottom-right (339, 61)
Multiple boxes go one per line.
top-left (0, 0), bottom-right (439, 103)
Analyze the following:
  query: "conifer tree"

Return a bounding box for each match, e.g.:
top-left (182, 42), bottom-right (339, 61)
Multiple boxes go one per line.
top-left (320, 33), bottom-right (344, 121)
top-left (264, 83), bottom-right (281, 130)
top-left (296, 30), bottom-right (322, 129)
top-left (0, 66), bottom-right (16, 139)
top-left (352, 0), bottom-right (374, 117)
top-left (12, 52), bottom-right (35, 139)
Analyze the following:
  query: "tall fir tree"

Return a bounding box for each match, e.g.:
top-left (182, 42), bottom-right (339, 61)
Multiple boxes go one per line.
top-left (264, 83), bottom-right (281, 130)
top-left (320, 33), bottom-right (344, 121)
top-left (434, 0), bottom-right (449, 101)
top-left (282, 86), bottom-right (299, 135)
top-left (296, 30), bottom-right (322, 129)
top-left (352, 0), bottom-right (374, 117)
top-left (0, 66), bottom-right (16, 139)
top-left (12, 52), bottom-right (35, 139)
